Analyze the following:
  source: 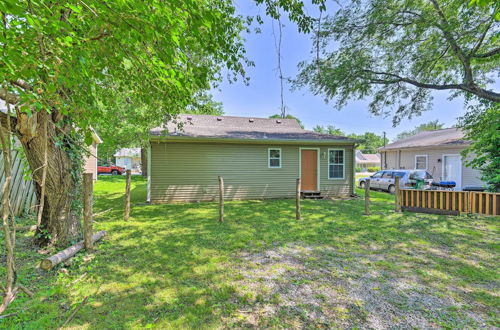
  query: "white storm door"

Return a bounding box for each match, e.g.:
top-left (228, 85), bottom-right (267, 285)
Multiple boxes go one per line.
top-left (443, 155), bottom-right (461, 190)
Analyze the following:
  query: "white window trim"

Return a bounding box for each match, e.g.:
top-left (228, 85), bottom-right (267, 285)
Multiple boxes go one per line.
top-left (415, 155), bottom-right (428, 170)
top-left (328, 148), bottom-right (345, 180)
top-left (268, 148), bottom-right (282, 168)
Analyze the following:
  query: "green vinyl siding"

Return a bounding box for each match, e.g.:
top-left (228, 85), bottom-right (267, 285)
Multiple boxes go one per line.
top-left (150, 142), bottom-right (354, 203)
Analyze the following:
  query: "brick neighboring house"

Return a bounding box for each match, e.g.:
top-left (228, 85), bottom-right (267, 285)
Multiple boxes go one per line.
top-left (355, 150), bottom-right (380, 172)
top-left (379, 128), bottom-right (484, 190)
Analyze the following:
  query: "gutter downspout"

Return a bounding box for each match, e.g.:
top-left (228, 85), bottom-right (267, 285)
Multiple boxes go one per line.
top-left (147, 142), bottom-right (151, 203)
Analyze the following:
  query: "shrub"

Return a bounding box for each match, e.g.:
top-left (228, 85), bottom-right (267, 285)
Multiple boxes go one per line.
top-left (367, 167), bottom-right (380, 172)
top-left (355, 167), bottom-right (362, 172)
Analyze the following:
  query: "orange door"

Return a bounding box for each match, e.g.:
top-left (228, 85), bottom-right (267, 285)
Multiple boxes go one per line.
top-left (301, 150), bottom-right (318, 191)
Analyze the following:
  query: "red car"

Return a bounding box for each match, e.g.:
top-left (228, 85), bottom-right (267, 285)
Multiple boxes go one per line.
top-left (97, 163), bottom-right (125, 175)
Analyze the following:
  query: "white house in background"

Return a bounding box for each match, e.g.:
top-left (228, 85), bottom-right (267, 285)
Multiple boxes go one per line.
top-left (379, 128), bottom-right (484, 190)
top-left (355, 150), bottom-right (380, 172)
top-left (114, 148), bottom-right (141, 173)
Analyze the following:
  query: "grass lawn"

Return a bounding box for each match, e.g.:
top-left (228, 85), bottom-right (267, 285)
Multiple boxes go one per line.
top-left (1, 176), bottom-right (499, 328)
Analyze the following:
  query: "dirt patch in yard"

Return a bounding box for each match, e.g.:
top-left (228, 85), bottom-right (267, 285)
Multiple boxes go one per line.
top-left (224, 244), bottom-right (495, 329)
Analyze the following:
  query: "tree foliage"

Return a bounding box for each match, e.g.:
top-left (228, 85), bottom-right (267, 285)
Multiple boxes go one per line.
top-left (313, 124), bottom-right (344, 135)
top-left (459, 104), bottom-right (500, 192)
top-left (0, 0), bottom-right (246, 141)
top-left (270, 114), bottom-right (304, 128)
top-left (313, 125), bottom-right (387, 153)
top-left (396, 120), bottom-right (445, 140)
top-left (296, 0), bottom-right (500, 125)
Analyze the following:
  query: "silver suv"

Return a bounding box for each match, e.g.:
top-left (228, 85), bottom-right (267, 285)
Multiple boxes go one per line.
top-left (358, 170), bottom-right (434, 194)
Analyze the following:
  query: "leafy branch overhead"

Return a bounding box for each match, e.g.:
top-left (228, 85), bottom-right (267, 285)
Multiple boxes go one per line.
top-left (296, 0), bottom-right (500, 125)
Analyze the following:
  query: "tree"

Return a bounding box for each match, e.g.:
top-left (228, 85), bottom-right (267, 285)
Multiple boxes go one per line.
top-left (269, 114), bottom-right (304, 128)
top-left (312, 125), bottom-right (344, 136)
top-left (95, 91), bottom-right (224, 163)
top-left (459, 103), bottom-right (500, 192)
top-left (296, 0), bottom-right (500, 125)
top-left (348, 132), bottom-right (388, 154)
top-left (0, 1), bottom-right (247, 246)
top-left (396, 120), bottom-right (445, 140)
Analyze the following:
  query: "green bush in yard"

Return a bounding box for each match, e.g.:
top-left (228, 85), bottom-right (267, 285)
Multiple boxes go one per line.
top-left (367, 167), bottom-right (380, 172)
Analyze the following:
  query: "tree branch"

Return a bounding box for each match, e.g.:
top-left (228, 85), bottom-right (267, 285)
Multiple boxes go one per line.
top-left (472, 47), bottom-right (500, 58)
top-left (362, 69), bottom-right (500, 102)
top-left (0, 88), bottom-right (19, 105)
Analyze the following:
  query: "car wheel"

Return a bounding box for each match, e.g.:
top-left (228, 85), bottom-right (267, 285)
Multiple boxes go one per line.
top-left (111, 170), bottom-right (118, 175)
top-left (388, 185), bottom-right (396, 194)
top-left (359, 181), bottom-right (366, 189)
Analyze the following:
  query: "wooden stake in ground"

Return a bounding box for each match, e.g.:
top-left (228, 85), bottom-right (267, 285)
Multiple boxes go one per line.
top-left (394, 176), bottom-right (401, 212)
top-left (296, 178), bottom-right (301, 220)
top-left (364, 179), bottom-right (371, 216)
top-left (124, 169), bottom-right (131, 221)
top-left (40, 231), bottom-right (106, 270)
top-left (82, 173), bottom-right (93, 253)
top-left (218, 176), bottom-right (224, 222)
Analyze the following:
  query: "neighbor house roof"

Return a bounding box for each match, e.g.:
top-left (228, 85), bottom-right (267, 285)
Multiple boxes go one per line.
top-left (355, 150), bottom-right (380, 164)
top-left (379, 128), bottom-right (468, 151)
top-left (114, 148), bottom-right (141, 158)
top-left (150, 114), bottom-right (357, 144)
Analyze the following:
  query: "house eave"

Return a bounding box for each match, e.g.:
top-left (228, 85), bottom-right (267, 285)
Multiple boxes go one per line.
top-left (378, 143), bottom-right (470, 152)
top-left (149, 135), bottom-right (357, 145)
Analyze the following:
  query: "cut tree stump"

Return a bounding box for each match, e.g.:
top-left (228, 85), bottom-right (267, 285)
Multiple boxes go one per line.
top-left (40, 231), bottom-right (106, 271)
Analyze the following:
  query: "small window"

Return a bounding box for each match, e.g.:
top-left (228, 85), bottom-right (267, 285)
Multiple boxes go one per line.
top-left (268, 148), bottom-right (281, 168)
top-left (382, 172), bottom-right (393, 178)
top-left (415, 155), bottom-right (428, 170)
top-left (328, 149), bottom-right (345, 179)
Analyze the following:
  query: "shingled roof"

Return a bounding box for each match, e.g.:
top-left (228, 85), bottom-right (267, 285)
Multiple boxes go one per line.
top-left (379, 128), bottom-right (468, 151)
top-left (150, 114), bottom-right (356, 143)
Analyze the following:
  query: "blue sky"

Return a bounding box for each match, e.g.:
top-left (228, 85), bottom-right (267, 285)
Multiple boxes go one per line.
top-left (212, 0), bottom-right (493, 141)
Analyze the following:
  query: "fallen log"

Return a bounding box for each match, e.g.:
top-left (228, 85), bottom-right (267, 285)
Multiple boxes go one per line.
top-left (40, 231), bottom-right (106, 271)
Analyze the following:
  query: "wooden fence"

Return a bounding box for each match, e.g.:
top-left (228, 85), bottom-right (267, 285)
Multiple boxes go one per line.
top-left (0, 150), bottom-right (37, 216)
top-left (399, 189), bottom-right (499, 216)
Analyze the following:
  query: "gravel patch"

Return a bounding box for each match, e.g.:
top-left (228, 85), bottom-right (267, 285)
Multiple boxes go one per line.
top-left (224, 244), bottom-right (495, 329)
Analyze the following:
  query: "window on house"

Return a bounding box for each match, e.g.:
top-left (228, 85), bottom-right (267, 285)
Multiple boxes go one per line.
top-left (268, 148), bottom-right (281, 168)
top-left (415, 155), bottom-right (428, 170)
top-left (328, 149), bottom-right (344, 179)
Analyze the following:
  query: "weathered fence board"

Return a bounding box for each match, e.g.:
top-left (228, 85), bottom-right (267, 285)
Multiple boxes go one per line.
top-left (399, 189), bottom-right (499, 216)
top-left (0, 150), bottom-right (37, 216)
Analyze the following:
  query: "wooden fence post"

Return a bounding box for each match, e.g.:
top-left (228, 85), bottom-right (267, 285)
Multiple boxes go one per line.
top-left (394, 176), bottom-right (401, 212)
top-left (218, 176), bottom-right (224, 222)
top-left (364, 179), bottom-right (370, 216)
top-left (124, 169), bottom-right (131, 221)
top-left (296, 178), bottom-right (301, 220)
top-left (83, 173), bottom-right (94, 253)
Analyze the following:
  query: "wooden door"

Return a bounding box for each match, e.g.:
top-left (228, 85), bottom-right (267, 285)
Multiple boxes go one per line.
top-left (301, 149), bottom-right (318, 191)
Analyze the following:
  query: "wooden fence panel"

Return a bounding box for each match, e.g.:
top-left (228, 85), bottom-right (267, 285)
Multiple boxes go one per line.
top-left (0, 150), bottom-right (37, 216)
top-left (399, 189), bottom-right (499, 216)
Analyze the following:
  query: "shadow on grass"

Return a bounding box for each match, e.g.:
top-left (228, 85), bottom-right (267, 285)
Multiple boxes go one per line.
top-left (3, 177), bottom-right (499, 328)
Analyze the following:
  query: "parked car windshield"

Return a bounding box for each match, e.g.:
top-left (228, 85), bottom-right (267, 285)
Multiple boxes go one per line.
top-left (410, 170), bottom-right (430, 180)
top-left (371, 171), bottom-right (383, 178)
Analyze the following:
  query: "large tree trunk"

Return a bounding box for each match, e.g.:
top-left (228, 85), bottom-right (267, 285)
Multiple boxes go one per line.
top-left (17, 111), bottom-right (82, 246)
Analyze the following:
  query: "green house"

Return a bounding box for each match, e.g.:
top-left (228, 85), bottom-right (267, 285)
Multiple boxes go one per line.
top-left (147, 114), bottom-right (357, 203)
